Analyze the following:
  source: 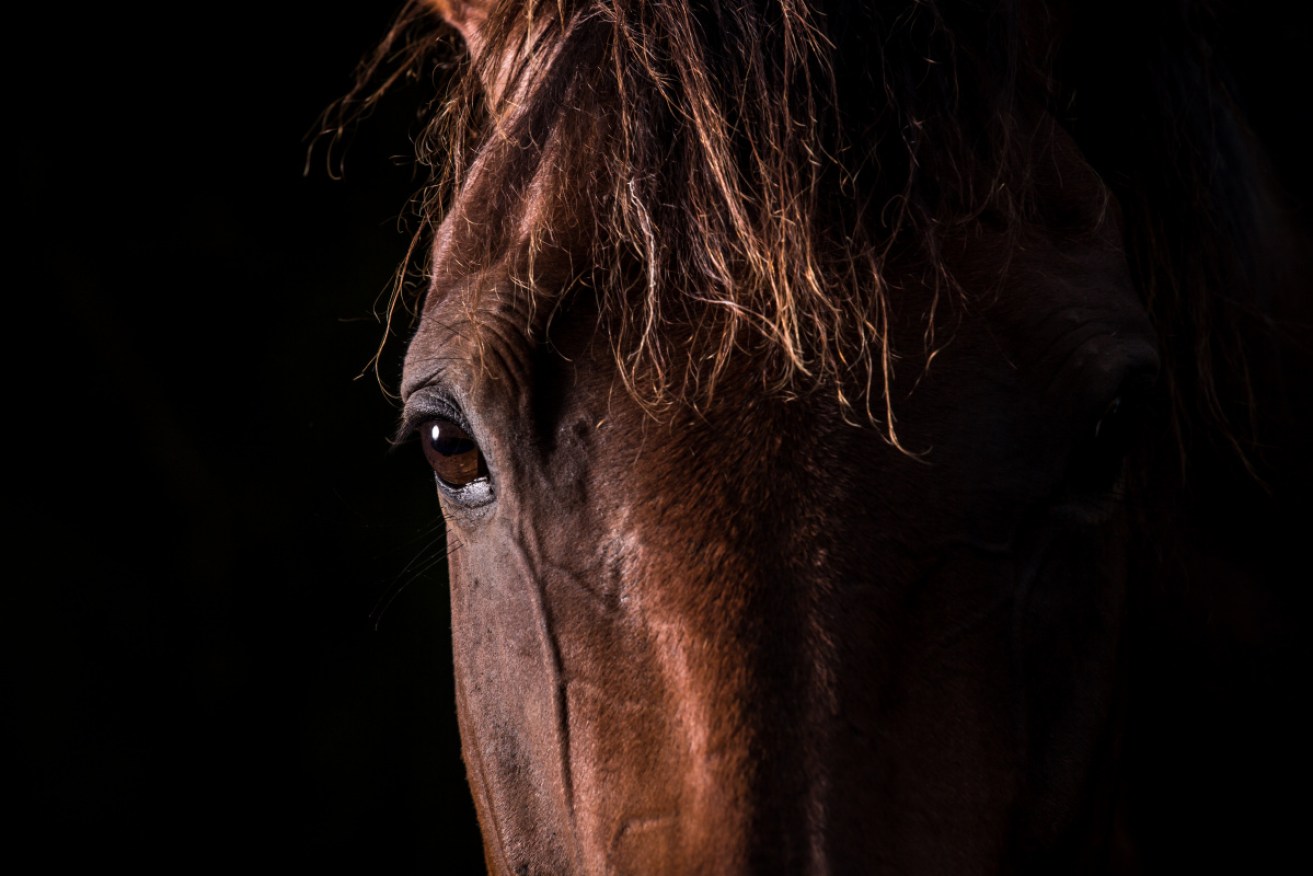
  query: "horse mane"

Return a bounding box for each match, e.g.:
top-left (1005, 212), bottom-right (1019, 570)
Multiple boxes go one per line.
top-left (326, 0), bottom-right (1288, 468)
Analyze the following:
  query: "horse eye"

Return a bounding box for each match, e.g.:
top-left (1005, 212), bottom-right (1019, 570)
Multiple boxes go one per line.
top-left (421, 418), bottom-right (488, 489)
top-left (1068, 389), bottom-right (1148, 495)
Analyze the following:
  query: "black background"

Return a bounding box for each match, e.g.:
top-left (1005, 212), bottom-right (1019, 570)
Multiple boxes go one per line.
top-left (13, 2), bottom-right (483, 871)
top-left (9, 2), bottom-right (1310, 873)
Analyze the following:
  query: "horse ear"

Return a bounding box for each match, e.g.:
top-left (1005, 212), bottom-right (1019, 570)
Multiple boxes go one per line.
top-left (423, 0), bottom-right (494, 56)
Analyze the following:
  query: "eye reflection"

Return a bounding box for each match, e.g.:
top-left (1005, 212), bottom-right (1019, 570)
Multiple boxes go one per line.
top-left (421, 418), bottom-right (487, 488)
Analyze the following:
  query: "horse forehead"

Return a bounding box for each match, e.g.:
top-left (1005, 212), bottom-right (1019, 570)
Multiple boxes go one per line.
top-left (401, 276), bottom-right (538, 403)
top-left (431, 159), bottom-right (563, 282)
top-left (403, 187), bottom-right (572, 396)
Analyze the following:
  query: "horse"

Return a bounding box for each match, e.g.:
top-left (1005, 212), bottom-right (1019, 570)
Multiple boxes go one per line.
top-left (345, 0), bottom-right (1309, 871)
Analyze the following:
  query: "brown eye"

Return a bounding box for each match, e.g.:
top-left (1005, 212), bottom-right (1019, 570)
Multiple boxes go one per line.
top-left (421, 418), bottom-right (488, 489)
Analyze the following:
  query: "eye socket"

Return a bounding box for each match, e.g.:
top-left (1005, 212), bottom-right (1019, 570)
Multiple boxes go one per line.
top-left (421, 417), bottom-right (489, 491)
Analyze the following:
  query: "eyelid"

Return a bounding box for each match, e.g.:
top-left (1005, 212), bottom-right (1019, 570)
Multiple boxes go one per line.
top-left (395, 391), bottom-right (469, 446)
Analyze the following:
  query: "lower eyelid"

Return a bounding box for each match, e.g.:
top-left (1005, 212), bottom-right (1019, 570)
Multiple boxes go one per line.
top-left (438, 476), bottom-right (495, 510)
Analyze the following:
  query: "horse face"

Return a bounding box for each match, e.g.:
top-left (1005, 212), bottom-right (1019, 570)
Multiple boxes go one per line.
top-left (402, 147), bottom-right (1158, 874)
top-left (403, 2), bottom-right (1159, 872)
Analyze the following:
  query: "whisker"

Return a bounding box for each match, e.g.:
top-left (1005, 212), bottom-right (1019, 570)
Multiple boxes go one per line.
top-left (370, 518), bottom-right (450, 629)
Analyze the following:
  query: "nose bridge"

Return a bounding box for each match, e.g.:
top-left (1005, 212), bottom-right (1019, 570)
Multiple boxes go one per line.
top-left (616, 500), bottom-right (837, 874)
top-left (627, 605), bottom-right (759, 872)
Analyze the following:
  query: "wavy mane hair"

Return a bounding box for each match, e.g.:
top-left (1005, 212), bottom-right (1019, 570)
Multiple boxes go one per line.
top-left (325, 0), bottom-right (1286, 467)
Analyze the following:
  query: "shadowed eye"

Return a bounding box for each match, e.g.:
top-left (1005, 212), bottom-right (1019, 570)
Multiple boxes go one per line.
top-left (421, 418), bottom-right (488, 489)
top-left (1068, 375), bottom-right (1154, 496)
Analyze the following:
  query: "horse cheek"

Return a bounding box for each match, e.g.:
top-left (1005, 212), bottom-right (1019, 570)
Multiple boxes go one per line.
top-left (447, 526), bottom-right (579, 873)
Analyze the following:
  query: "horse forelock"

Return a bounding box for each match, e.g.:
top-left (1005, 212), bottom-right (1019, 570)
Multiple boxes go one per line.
top-left (334, 0), bottom-right (1287, 476)
top-left (401, 0), bottom-right (1053, 445)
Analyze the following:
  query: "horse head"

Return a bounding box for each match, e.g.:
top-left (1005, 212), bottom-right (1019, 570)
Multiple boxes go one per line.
top-left (383, 1), bottom-right (1306, 871)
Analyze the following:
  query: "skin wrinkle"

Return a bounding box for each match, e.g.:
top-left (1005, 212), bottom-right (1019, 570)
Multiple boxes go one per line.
top-left (608, 813), bottom-right (679, 865)
top-left (474, 300), bottom-right (538, 396)
top-left (449, 547), bottom-right (517, 876)
top-left (503, 518), bottom-right (584, 869)
top-left (536, 533), bottom-right (623, 615)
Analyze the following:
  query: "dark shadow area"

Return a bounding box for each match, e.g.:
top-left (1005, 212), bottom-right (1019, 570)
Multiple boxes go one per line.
top-left (12, 2), bottom-right (483, 872)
